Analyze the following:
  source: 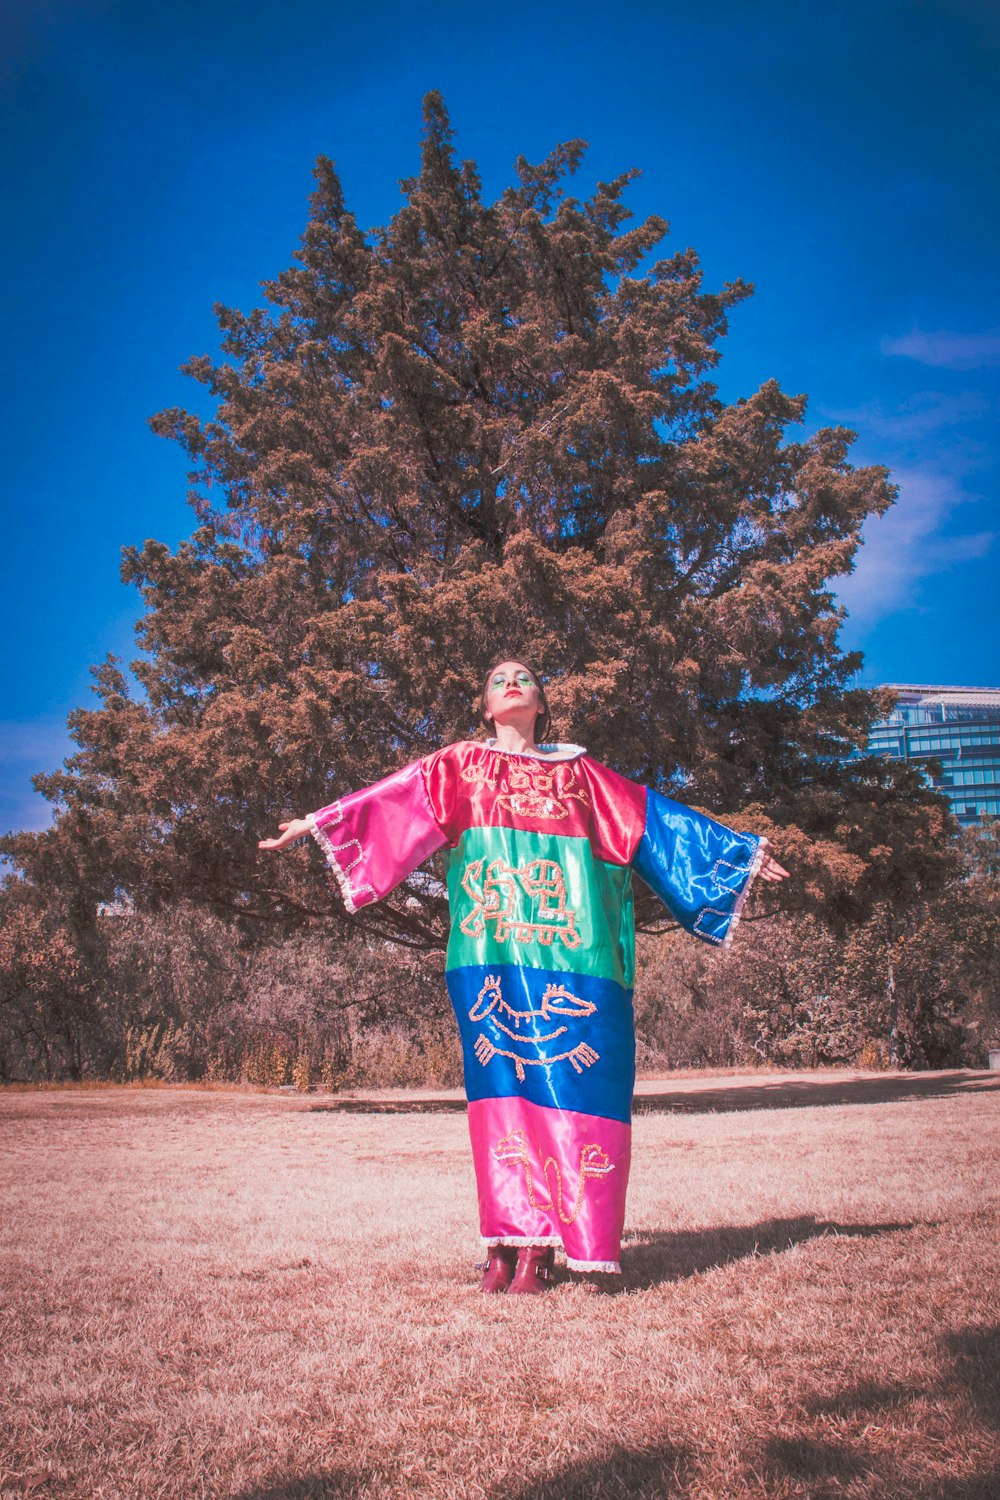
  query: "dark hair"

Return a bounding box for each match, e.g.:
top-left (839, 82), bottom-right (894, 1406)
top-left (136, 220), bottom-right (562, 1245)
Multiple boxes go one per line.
top-left (478, 660), bottom-right (552, 744)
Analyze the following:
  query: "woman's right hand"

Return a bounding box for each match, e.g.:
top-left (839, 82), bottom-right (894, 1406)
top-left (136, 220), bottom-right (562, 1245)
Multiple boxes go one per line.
top-left (257, 817), bottom-right (312, 852)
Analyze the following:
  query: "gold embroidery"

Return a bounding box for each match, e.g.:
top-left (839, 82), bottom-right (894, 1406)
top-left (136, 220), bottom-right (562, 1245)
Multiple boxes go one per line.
top-left (308, 806), bottom-right (377, 910)
top-left (459, 857), bottom-right (583, 948)
top-left (460, 757), bottom-right (591, 820)
top-left (474, 1034), bottom-right (600, 1081)
top-left (468, 975), bottom-right (600, 1080)
top-left (460, 761), bottom-right (500, 789)
top-left (468, 975), bottom-right (596, 1026)
top-left (500, 790), bottom-right (569, 819)
top-left (491, 1128), bottom-right (615, 1224)
top-left (488, 1018), bottom-right (570, 1045)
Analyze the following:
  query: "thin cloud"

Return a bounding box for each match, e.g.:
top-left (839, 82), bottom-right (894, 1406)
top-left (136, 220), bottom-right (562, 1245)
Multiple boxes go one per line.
top-left (834, 467), bottom-right (995, 628)
top-left (1, 793), bottom-right (55, 838)
top-left (881, 330), bottom-right (1000, 370)
top-left (0, 720), bottom-right (70, 839)
top-left (834, 390), bottom-right (991, 446)
top-left (0, 720), bottom-right (73, 769)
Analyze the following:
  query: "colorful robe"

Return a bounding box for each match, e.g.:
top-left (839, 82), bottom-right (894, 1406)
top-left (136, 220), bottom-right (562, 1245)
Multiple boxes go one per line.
top-left (307, 740), bottom-right (766, 1273)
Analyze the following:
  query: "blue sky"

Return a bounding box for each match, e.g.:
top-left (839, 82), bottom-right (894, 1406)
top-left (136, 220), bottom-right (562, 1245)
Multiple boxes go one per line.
top-left (2, 0), bottom-right (998, 833)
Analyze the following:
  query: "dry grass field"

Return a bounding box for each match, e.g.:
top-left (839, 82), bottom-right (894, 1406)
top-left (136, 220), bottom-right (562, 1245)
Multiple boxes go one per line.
top-left (2, 1071), bottom-right (999, 1500)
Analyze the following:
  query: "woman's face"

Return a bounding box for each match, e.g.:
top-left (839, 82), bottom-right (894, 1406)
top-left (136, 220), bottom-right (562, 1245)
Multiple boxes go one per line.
top-left (485, 661), bottom-right (542, 732)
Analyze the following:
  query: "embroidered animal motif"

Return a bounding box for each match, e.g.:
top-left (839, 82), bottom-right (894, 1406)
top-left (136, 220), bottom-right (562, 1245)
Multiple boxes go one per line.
top-left (491, 1128), bottom-right (615, 1224)
top-left (469, 974), bottom-right (600, 1080)
top-left (459, 856), bottom-right (583, 948)
top-left (469, 974), bottom-right (597, 1027)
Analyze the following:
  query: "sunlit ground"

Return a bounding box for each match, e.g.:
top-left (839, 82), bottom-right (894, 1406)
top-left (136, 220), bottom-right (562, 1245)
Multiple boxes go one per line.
top-left (2, 1071), bottom-right (998, 1499)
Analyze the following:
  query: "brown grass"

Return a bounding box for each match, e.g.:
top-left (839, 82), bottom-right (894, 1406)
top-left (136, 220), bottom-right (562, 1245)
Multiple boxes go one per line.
top-left (2, 1072), bottom-right (999, 1499)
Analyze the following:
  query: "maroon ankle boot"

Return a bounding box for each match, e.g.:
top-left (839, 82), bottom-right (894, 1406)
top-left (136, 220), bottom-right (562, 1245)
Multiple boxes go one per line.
top-left (478, 1243), bottom-right (518, 1293)
top-left (507, 1245), bottom-right (555, 1295)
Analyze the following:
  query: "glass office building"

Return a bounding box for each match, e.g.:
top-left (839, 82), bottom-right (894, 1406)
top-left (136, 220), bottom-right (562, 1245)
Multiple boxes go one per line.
top-left (867, 685), bottom-right (1000, 825)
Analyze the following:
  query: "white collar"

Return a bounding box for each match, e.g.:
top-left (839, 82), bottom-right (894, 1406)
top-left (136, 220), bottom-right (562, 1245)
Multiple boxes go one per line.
top-left (482, 738), bottom-right (586, 763)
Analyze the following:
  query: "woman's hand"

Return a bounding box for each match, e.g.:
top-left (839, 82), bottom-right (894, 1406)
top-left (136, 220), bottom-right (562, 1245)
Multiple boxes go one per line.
top-left (257, 817), bottom-right (312, 852)
top-left (758, 852), bottom-right (790, 883)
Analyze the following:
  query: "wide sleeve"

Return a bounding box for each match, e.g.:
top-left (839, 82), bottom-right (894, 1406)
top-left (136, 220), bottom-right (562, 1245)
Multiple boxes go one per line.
top-left (307, 758), bottom-right (448, 915)
top-left (630, 786), bottom-right (768, 948)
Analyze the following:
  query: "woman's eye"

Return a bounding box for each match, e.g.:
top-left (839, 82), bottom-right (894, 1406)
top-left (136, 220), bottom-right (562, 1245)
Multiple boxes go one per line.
top-left (491, 676), bottom-right (506, 689)
top-left (516, 674), bottom-right (532, 686)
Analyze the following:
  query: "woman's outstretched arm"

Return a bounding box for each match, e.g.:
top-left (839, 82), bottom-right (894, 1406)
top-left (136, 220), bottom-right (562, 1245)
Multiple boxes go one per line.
top-left (256, 757), bottom-right (450, 914)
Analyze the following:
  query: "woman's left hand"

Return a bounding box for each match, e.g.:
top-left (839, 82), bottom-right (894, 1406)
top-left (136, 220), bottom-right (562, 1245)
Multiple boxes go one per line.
top-left (758, 852), bottom-right (790, 882)
top-left (258, 817), bottom-right (312, 851)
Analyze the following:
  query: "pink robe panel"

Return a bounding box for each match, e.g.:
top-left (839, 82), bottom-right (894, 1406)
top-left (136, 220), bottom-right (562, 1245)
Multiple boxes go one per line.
top-left (467, 1096), bottom-right (631, 1272)
top-left (422, 741), bottom-right (647, 867)
top-left (308, 759), bottom-right (446, 912)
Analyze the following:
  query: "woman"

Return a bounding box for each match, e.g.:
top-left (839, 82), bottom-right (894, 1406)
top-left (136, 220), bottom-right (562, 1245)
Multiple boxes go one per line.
top-left (259, 661), bottom-right (789, 1294)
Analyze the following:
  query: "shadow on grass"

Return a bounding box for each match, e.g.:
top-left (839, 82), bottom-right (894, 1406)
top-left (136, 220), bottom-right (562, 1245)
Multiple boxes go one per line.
top-left (760, 1323), bottom-right (1000, 1500)
top-left (309, 1097), bottom-right (467, 1114)
top-left (229, 1445), bottom-right (694, 1500)
top-left (230, 1471), bottom-right (371, 1499)
top-left (608, 1214), bottom-right (918, 1292)
top-left (508, 1324), bottom-right (1000, 1500)
top-left (306, 1070), bottom-right (1000, 1117)
top-left (633, 1069), bottom-right (1000, 1116)
top-left (505, 1440), bottom-right (693, 1499)
top-left (229, 1327), bottom-right (1000, 1500)
top-left (942, 1324), bottom-right (1000, 1433)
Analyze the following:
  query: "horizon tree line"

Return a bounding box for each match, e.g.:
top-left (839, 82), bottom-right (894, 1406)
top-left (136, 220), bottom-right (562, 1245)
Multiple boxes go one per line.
top-left (1, 93), bottom-right (996, 1082)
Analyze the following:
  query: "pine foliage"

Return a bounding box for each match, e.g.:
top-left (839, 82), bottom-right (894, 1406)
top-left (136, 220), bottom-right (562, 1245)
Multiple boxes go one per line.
top-left (3, 95), bottom-right (950, 955)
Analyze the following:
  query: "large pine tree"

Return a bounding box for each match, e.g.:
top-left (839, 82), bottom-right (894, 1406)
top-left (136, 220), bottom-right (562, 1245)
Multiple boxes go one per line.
top-left (6, 94), bottom-right (949, 949)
